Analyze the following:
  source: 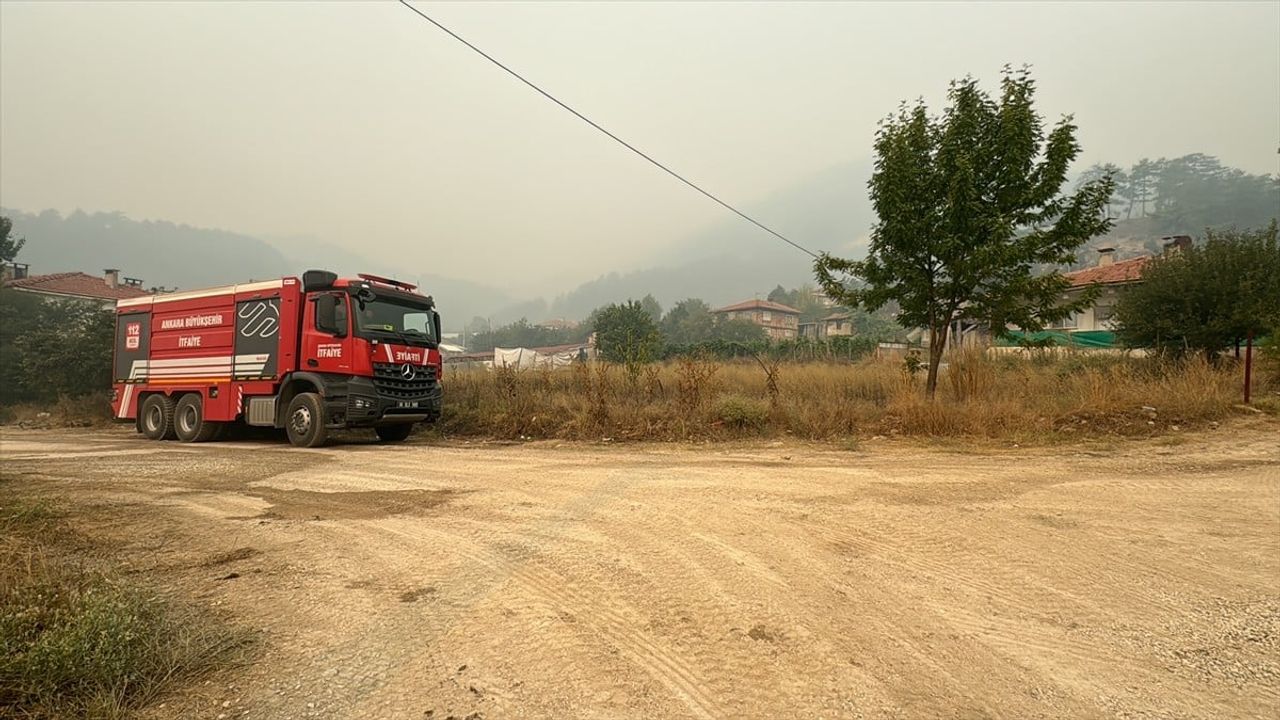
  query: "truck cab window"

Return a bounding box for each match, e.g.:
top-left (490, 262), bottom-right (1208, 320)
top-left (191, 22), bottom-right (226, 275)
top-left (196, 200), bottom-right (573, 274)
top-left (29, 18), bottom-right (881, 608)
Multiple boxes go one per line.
top-left (403, 312), bottom-right (431, 334)
top-left (314, 293), bottom-right (348, 336)
top-left (353, 295), bottom-right (437, 344)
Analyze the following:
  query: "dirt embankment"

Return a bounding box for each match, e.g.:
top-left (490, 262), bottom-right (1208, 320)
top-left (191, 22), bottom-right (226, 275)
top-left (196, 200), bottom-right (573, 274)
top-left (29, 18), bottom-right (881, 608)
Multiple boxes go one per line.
top-left (1, 423), bottom-right (1277, 719)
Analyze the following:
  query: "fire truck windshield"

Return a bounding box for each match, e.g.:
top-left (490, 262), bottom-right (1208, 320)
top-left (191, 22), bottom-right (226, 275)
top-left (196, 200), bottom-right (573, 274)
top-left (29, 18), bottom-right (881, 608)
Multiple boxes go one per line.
top-left (353, 295), bottom-right (437, 344)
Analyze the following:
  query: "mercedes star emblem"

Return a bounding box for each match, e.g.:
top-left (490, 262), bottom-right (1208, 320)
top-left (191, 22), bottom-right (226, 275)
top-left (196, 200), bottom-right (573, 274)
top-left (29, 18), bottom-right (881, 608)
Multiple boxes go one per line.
top-left (400, 363), bottom-right (416, 380)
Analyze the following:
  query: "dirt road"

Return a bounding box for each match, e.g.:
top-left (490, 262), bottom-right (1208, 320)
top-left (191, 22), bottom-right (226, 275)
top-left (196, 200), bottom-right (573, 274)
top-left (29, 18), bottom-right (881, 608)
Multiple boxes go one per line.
top-left (2, 425), bottom-right (1278, 719)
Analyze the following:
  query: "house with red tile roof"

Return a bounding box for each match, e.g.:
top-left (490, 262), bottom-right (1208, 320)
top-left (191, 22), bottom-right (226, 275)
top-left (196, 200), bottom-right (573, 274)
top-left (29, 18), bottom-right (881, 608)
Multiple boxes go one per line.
top-left (711, 298), bottom-right (801, 340)
top-left (1054, 237), bottom-right (1188, 331)
top-left (2, 267), bottom-right (152, 307)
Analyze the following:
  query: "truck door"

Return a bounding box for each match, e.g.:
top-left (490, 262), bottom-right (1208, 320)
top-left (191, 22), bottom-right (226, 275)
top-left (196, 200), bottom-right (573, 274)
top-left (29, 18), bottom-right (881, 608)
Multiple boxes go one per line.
top-left (300, 291), bottom-right (353, 374)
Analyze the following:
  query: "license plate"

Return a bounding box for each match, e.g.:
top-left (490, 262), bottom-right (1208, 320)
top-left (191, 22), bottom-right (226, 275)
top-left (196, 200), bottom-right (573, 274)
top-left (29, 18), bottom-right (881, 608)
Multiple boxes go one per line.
top-left (397, 401), bottom-right (419, 408)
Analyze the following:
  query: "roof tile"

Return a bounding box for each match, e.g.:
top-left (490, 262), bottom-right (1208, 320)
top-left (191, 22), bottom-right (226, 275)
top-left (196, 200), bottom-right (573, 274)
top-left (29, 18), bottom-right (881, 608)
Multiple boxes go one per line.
top-left (1063, 256), bottom-right (1150, 287)
top-left (711, 299), bottom-right (801, 315)
top-left (3, 272), bottom-right (152, 300)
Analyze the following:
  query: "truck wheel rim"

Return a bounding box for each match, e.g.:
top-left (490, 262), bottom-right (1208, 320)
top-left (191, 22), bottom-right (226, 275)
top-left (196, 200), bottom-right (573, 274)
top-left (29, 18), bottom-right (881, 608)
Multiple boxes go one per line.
top-left (145, 405), bottom-right (161, 431)
top-left (291, 406), bottom-right (312, 435)
top-left (180, 406), bottom-right (197, 432)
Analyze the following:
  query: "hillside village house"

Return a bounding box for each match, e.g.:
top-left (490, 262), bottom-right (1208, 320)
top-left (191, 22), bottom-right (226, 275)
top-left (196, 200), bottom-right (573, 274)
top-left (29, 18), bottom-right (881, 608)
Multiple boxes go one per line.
top-left (711, 299), bottom-right (801, 340)
top-left (1, 265), bottom-right (151, 308)
top-left (799, 311), bottom-right (854, 339)
top-left (1054, 250), bottom-right (1149, 331)
top-left (1052, 236), bottom-right (1188, 332)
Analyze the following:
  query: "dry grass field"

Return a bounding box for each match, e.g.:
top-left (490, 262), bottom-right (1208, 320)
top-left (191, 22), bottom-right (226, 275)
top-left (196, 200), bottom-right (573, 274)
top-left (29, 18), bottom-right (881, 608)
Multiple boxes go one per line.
top-left (438, 352), bottom-right (1277, 442)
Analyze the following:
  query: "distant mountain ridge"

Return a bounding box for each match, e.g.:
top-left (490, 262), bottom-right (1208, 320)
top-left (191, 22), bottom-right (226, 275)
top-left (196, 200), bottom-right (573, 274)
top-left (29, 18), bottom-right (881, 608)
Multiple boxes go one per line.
top-left (537, 160), bottom-right (878, 321)
top-left (1, 208), bottom-right (516, 325)
top-left (4, 159), bottom-right (880, 329)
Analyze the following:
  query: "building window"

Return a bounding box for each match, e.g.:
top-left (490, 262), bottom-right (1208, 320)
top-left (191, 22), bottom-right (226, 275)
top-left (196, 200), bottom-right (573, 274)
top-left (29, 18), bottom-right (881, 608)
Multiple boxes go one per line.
top-left (761, 311), bottom-right (771, 322)
top-left (1053, 313), bottom-right (1079, 330)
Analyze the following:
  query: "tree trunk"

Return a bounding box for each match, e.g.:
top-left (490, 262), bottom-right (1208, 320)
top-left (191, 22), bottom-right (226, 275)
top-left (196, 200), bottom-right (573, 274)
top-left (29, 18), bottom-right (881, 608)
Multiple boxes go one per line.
top-left (1244, 331), bottom-right (1254, 404)
top-left (925, 323), bottom-right (950, 400)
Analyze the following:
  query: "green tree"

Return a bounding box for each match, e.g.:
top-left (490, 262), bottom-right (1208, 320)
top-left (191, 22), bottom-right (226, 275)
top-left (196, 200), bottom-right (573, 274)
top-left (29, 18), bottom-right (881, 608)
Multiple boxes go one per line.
top-left (0, 215), bottom-right (25, 262)
top-left (593, 300), bottom-right (662, 365)
top-left (660, 298), bottom-right (715, 345)
top-left (1126, 158), bottom-right (1158, 218)
top-left (467, 317), bottom-right (585, 352)
top-left (1149, 154), bottom-right (1279, 234)
top-left (0, 288), bottom-right (116, 404)
top-left (1077, 162), bottom-right (1126, 219)
top-left (815, 68), bottom-right (1114, 397)
top-left (639, 294), bottom-right (663, 324)
top-left (1113, 222), bottom-right (1280, 358)
top-left (709, 316), bottom-right (768, 343)
top-left (788, 284), bottom-right (826, 323)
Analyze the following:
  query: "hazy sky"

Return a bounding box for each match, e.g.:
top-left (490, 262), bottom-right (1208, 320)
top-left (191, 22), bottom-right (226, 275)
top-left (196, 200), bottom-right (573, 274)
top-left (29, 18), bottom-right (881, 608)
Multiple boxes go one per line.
top-left (3, 1), bottom-right (1277, 295)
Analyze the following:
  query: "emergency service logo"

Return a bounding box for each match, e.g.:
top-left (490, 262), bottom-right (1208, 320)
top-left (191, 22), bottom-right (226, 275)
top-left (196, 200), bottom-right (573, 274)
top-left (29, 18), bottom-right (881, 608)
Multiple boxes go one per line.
top-left (238, 301), bottom-right (279, 338)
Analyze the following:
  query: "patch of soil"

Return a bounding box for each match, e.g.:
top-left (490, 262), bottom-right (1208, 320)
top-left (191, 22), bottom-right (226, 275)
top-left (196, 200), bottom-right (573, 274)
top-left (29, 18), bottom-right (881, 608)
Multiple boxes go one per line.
top-left (200, 546), bottom-right (261, 567)
top-left (399, 586), bottom-right (437, 603)
top-left (246, 488), bottom-right (458, 520)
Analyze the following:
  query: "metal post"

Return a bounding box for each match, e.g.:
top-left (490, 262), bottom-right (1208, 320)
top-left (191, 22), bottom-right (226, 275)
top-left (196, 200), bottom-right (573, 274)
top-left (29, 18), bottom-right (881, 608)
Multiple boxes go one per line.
top-left (1244, 331), bottom-right (1254, 404)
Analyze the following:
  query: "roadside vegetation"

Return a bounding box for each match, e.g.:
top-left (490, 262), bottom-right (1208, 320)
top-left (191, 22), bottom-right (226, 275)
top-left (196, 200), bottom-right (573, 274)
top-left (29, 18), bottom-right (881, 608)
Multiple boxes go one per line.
top-left (436, 351), bottom-right (1278, 443)
top-left (0, 497), bottom-right (250, 719)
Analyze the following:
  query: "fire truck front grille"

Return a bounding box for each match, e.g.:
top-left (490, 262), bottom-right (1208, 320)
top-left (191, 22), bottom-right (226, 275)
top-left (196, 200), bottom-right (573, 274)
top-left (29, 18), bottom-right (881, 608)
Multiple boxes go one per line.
top-left (372, 363), bottom-right (437, 400)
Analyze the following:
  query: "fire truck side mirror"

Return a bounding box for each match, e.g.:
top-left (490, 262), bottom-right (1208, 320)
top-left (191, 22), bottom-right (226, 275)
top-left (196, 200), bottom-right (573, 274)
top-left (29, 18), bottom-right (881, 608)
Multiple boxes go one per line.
top-left (303, 269), bottom-right (338, 293)
top-left (314, 293), bottom-right (348, 338)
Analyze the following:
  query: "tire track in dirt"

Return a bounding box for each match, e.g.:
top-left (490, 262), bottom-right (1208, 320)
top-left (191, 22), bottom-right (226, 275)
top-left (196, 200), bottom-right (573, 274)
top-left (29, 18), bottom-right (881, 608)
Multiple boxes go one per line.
top-left (375, 522), bottom-right (726, 719)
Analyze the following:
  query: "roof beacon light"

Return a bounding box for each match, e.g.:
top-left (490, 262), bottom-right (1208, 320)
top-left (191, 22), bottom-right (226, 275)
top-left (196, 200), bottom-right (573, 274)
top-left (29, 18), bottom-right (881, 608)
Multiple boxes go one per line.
top-left (357, 273), bottom-right (418, 292)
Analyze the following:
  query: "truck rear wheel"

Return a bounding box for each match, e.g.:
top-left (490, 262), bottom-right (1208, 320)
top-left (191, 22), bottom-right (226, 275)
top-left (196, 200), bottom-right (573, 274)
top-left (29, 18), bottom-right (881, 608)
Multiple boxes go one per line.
top-left (175, 394), bottom-right (223, 443)
top-left (286, 392), bottom-right (328, 448)
top-left (375, 424), bottom-right (414, 443)
top-left (140, 394), bottom-right (177, 441)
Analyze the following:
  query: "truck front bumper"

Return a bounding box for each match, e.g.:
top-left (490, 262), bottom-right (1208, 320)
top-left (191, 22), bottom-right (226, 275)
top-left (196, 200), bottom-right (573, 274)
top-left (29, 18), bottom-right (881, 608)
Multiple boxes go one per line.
top-left (326, 375), bottom-right (442, 428)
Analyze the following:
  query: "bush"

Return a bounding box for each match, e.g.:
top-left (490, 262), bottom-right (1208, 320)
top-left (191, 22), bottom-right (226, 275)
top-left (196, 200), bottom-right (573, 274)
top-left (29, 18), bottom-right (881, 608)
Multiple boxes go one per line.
top-left (1113, 223), bottom-right (1280, 358)
top-left (713, 394), bottom-right (770, 430)
top-left (0, 289), bottom-right (116, 405)
top-left (0, 500), bottom-right (250, 719)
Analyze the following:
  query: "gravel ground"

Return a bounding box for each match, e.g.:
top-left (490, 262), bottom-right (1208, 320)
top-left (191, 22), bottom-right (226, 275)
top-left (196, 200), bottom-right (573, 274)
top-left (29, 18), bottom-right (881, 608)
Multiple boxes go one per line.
top-left (1, 423), bottom-right (1277, 719)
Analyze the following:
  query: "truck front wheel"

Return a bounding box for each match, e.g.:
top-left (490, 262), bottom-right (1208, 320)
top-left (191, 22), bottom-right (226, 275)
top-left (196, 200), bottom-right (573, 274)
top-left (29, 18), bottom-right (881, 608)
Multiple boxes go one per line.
top-left (175, 394), bottom-right (223, 443)
top-left (375, 424), bottom-right (414, 443)
top-left (286, 392), bottom-right (328, 448)
top-left (140, 394), bottom-right (177, 441)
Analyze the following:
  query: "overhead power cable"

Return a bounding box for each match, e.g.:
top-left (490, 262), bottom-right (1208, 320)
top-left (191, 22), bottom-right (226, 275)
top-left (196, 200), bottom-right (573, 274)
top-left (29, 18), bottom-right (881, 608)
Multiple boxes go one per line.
top-left (396, 0), bottom-right (819, 260)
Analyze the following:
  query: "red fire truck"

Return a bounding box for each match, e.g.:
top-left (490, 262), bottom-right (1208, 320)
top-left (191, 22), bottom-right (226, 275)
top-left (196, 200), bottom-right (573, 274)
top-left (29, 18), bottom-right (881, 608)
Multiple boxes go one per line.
top-left (111, 270), bottom-right (442, 447)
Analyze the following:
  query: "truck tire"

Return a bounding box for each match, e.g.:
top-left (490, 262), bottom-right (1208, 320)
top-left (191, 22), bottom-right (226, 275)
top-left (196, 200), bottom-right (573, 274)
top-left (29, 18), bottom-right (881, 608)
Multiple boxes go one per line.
top-left (375, 424), bottom-right (414, 443)
top-left (174, 393), bottom-right (223, 443)
top-left (285, 392), bottom-right (328, 448)
top-left (140, 394), bottom-right (177, 441)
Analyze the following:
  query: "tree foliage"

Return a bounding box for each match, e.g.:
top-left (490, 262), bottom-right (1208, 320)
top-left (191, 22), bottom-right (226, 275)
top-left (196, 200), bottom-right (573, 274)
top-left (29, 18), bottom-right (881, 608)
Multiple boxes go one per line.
top-left (593, 300), bottom-right (663, 365)
top-left (659, 298), bottom-right (715, 345)
top-left (815, 68), bottom-right (1113, 396)
top-left (1113, 222), bottom-right (1280, 357)
top-left (638, 294), bottom-right (663, 324)
top-left (0, 288), bottom-right (116, 404)
top-left (465, 317), bottom-right (588, 352)
top-left (1, 215), bottom-right (25, 263)
top-left (762, 284), bottom-right (826, 322)
top-left (1076, 155), bottom-right (1278, 233)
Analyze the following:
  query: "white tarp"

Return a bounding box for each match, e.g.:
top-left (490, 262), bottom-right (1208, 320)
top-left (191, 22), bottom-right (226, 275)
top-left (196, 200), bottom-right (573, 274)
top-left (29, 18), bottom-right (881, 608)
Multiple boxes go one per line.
top-left (494, 347), bottom-right (582, 370)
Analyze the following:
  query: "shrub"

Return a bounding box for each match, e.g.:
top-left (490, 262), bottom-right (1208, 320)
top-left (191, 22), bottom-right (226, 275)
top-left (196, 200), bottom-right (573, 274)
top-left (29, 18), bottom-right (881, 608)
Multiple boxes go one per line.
top-left (713, 394), bottom-right (770, 430)
top-left (0, 500), bottom-right (250, 719)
